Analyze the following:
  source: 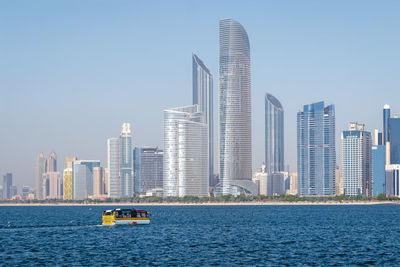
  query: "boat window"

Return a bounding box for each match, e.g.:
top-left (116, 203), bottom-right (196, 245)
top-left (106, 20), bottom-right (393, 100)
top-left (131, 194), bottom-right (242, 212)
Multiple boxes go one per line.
top-left (103, 211), bottom-right (112, 216)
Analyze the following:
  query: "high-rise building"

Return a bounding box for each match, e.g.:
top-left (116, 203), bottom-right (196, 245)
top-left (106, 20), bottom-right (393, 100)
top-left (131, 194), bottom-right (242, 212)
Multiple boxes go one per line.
top-left (42, 172), bottom-right (61, 199)
top-left (63, 168), bottom-right (73, 200)
top-left (335, 167), bottom-right (343, 196)
top-left (120, 123), bottom-right (133, 198)
top-left (73, 160), bottom-right (100, 200)
top-left (372, 145), bottom-right (386, 196)
top-left (104, 168), bottom-right (109, 195)
top-left (35, 152), bottom-right (46, 200)
top-left (134, 147), bottom-right (163, 196)
top-left (93, 166), bottom-right (104, 196)
top-left (219, 18), bottom-right (253, 196)
top-left (287, 173), bottom-right (298, 195)
top-left (63, 156), bottom-right (77, 200)
top-left (389, 117), bottom-right (400, 164)
top-left (297, 101), bottom-right (336, 196)
top-left (373, 129), bottom-right (383, 146)
top-left (265, 93), bottom-right (284, 174)
top-left (342, 122), bottom-right (372, 196)
top-left (163, 105), bottom-right (209, 197)
top-left (46, 151), bottom-right (57, 172)
top-left (193, 53), bottom-right (214, 187)
top-left (2, 173), bottom-right (12, 200)
top-left (385, 164), bottom-right (400, 197)
top-left (108, 137), bottom-right (120, 198)
top-left (383, 105), bottom-right (390, 144)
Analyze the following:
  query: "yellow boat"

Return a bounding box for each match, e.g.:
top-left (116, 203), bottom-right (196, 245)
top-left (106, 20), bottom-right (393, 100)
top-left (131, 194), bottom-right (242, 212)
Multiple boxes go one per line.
top-left (102, 208), bottom-right (150, 226)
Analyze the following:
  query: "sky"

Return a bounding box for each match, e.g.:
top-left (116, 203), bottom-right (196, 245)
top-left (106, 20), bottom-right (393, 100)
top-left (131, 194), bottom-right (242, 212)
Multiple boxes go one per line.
top-left (1, 0), bottom-right (400, 191)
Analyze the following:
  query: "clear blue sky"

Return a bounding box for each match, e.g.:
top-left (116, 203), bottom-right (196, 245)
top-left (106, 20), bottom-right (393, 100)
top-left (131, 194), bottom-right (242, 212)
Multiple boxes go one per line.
top-left (1, 0), bottom-right (400, 190)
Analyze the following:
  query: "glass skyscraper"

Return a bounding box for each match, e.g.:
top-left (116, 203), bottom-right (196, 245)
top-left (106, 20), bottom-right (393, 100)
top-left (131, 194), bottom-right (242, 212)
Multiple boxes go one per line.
top-left (192, 53), bottom-right (213, 187)
top-left (120, 123), bottom-right (133, 198)
top-left (383, 104), bottom-right (390, 144)
top-left (72, 160), bottom-right (100, 200)
top-left (297, 101), bottom-right (336, 196)
top-left (341, 123), bottom-right (372, 197)
top-left (2, 173), bottom-right (12, 200)
top-left (108, 137), bottom-right (120, 198)
top-left (163, 105), bottom-right (208, 197)
top-left (134, 147), bottom-right (163, 196)
top-left (389, 117), bottom-right (400, 164)
top-left (219, 18), bottom-right (253, 195)
top-left (385, 164), bottom-right (400, 197)
top-left (372, 145), bottom-right (386, 196)
top-left (35, 152), bottom-right (46, 200)
top-left (265, 93), bottom-right (284, 174)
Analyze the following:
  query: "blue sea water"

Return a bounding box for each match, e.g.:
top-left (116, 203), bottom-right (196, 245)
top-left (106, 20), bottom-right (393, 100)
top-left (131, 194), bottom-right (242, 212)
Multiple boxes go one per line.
top-left (0, 205), bottom-right (399, 266)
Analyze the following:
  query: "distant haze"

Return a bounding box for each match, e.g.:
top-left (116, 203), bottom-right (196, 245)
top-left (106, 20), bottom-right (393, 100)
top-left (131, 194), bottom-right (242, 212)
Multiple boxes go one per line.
top-left (1, 1), bottom-right (399, 190)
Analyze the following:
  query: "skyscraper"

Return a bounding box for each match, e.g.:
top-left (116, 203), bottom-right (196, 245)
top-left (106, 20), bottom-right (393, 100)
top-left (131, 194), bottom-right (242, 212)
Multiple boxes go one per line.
top-left (389, 117), bottom-right (400, 164)
top-left (383, 105), bottom-right (390, 144)
top-left (73, 160), bottom-right (100, 200)
top-left (93, 166), bottom-right (104, 196)
top-left (163, 105), bottom-right (208, 197)
top-left (134, 147), bottom-right (163, 196)
top-left (219, 18), bottom-right (253, 195)
top-left (265, 93), bottom-right (284, 174)
top-left (120, 123), bottom-right (133, 198)
top-left (42, 172), bottom-right (62, 199)
top-left (35, 152), bottom-right (46, 200)
top-left (46, 151), bottom-right (57, 172)
top-left (193, 53), bottom-right (213, 187)
top-left (385, 164), bottom-right (400, 197)
top-left (342, 123), bottom-right (372, 196)
top-left (108, 137), bottom-right (120, 198)
top-left (297, 101), bottom-right (336, 196)
top-left (63, 156), bottom-right (77, 200)
top-left (372, 145), bottom-right (386, 196)
top-left (2, 173), bottom-right (12, 200)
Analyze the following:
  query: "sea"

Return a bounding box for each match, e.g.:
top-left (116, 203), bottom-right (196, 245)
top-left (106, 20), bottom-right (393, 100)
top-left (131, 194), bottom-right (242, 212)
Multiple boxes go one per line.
top-left (0, 205), bottom-right (399, 266)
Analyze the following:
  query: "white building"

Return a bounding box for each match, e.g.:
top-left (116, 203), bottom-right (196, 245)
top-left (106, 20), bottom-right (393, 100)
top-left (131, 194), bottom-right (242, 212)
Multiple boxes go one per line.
top-left (163, 105), bottom-right (208, 197)
top-left (108, 137), bottom-right (120, 198)
top-left (386, 164), bottom-right (400, 197)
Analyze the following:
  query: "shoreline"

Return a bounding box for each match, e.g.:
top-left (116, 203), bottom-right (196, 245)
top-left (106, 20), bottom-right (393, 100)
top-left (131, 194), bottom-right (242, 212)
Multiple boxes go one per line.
top-left (0, 201), bottom-right (398, 206)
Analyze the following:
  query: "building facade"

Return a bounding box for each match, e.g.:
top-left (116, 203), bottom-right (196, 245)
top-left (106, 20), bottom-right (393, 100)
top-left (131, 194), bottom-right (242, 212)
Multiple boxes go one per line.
top-left (297, 101), bottom-right (336, 196)
top-left (386, 164), bottom-right (400, 197)
top-left (63, 168), bottom-right (73, 200)
top-left (108, 137), bottom-right (120, 198)
top-left (42, 172), bottom-right (61, 199)
top-left (265, 93), bottom-right (284, 174)
top-left (35, 152), bottom-right (46, 200)
top-left (372, 145), bottom-right (386, 196)
top-left (163, 105), bottom-right (208, 197)
top-left (389, 117), bottom-right (400, 164)
top-left (93, 166), bottom-right (104, 196)
top-left (2, 173), bottom-right (12, 200)
top-left (134, 147), bottom-right (163, 196)
top-left (219, 18), bottom-right (253, 195)
top-left (383, 105), bottom-right (390, 145)
top-left (193, 53), bottom-right (214, 187)
top-left (120, 123), bottom-right (133, 198)
top-left (73, 160), bottom-right (100, 200)
top-left (341, 123), bottom-right (372, 196)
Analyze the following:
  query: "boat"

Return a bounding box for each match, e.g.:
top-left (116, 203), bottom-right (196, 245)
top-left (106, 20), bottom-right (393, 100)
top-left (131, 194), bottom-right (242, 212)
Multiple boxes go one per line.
top-left (102, 208), bottom-right (150, 226)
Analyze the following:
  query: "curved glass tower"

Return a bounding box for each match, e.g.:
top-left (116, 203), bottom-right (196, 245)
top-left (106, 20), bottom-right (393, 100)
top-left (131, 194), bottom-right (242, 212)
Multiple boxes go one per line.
top-left (219, 18), bottom-right (252, 195)
top-left (193, 54), bottom-right (213, 187)
top-left (265, 93), bottom-right (284, 174)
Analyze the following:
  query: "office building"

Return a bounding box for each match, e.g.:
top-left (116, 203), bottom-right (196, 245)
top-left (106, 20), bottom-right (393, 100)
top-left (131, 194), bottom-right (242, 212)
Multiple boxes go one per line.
top-left (373, 129), bottom-right (383, 146)
top-left (265, 93), bottom-right (284, 174)
top-left (389, 117), bottom-right (400, 164)
top-left (35, 152), bottom-right (46, 200)
top-left (335, 167), bottom-right (343, 196)
top-left (219, 18), bottom-right (254, 195)
top-left (134, 147), bottom-right (163, 196)
top-left (108, 137), bottom-right (120, 198)
top-left (46, 151), bottom-right (57, 172)
top-left (22, 186), bottom-right (30, 198)
top-left (193, 53), bottom-right (214, 187)
top-left (163, 105), bottom-right (208, 197)
top-left (287, 173), bottom-right (298, 195)
top-left (372, 145), bottom-right (386, 196)
top-left (63, 168), bottom-right (73, 200)
top-left (2, 173), bottom-right (12, 200)
top-left (297, 101), bottom-right (336, 196)
top-left (252, 164), bottom-right (268, 196)
top-left (384, 105), bottom-right (390, 144)
top-left (93, 166), bottom-right (104, 196)
top-left (42, 172), bottom-right (61, 199)
top-left (73, 160), bottom-right (100, 200)
top-left (386, 164), bottom-right (400, 197)
top-left (342, 123), bottom-right (372, 196)
top-left (120, 123), bottom-right (133, 198)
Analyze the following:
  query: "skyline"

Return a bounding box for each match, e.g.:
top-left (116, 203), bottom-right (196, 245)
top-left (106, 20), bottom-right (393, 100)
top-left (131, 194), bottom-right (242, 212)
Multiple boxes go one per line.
top-left (1, 1), bottom-right (400, 189)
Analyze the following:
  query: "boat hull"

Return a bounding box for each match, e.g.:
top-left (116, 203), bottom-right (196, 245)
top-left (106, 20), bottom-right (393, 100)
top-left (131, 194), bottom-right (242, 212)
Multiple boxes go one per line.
top-left (102, 216), bottom-right (150, 226)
